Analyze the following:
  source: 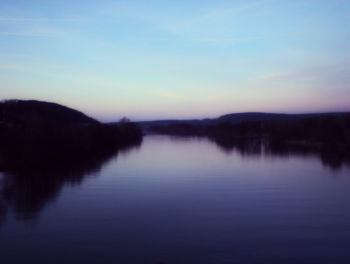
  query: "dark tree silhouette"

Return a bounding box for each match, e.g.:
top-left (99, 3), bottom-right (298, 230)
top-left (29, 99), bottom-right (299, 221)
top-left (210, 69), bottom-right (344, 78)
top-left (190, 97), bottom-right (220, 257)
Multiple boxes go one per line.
top-left (147, 113), bottom-right (350, 170)
top-left (0, 100), bottom-right (142, 170)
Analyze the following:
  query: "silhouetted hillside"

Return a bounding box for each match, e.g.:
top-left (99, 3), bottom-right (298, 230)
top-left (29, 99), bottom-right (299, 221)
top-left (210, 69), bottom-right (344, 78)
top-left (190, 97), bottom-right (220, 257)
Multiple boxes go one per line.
top-left (217, 112), bottom-right (346, 123)
top-left (0, 100), bottom-right (142, 170)
top-left (138, 112), bottom-right (349, 132)
top-left (147, 113), bottom-right (350, 169)
top-left (0, 99), bottom-right (98, 126)
top-left (148, 113), bottom-right (350, 143)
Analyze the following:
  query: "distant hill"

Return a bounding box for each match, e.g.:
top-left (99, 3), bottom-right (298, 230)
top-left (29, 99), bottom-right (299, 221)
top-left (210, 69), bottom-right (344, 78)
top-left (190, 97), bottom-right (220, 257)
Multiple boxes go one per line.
top-left (0, 99), bottom-right (142, 170)
top-left (216, 112), bottom-right (347, 123)
top-left (0, 99), bottom-right (98, 126)
top-left (144, 111), bottom-right (350, 170)
top-left (138, 112), bottom-right (349, 131)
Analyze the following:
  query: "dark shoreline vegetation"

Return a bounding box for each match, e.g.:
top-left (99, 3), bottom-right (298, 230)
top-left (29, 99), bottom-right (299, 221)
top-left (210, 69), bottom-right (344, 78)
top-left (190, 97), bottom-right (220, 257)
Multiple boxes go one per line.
top-left (0, 100), bottom-right (142, 171)
top-left (0, 146), bottom-right (133, 223)
top-left (1, 99), bottom-right (349, 171)
top-left (147, 113), bottom-right (350, 169)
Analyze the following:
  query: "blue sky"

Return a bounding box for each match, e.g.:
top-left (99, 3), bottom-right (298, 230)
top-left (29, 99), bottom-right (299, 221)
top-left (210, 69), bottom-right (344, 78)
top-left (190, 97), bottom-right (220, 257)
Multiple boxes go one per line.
top-left (1, 0), bottom-right (349, 121)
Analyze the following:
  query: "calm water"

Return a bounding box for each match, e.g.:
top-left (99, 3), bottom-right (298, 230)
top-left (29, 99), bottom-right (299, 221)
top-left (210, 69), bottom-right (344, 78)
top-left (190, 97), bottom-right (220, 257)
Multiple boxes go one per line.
top-left (1, 135), bottom-right (350, 264)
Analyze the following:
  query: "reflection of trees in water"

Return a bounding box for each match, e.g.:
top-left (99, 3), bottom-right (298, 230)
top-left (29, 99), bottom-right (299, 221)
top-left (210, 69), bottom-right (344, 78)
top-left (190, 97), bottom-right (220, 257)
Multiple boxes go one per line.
top-left (0, 141), bottom-right (141, 226)
top-left (211, 137), bottom-right (350, 171)
top-left (266, 142), bottom-right (350, 171)
top-left (212, 137), bottom-right (262, 157)
top-left (0, 189), bottom-right (6, 227)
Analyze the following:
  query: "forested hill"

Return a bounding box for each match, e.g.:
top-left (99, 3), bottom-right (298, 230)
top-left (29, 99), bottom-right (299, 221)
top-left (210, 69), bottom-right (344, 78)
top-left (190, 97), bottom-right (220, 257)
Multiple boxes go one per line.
top-left (216, 112), bottom-right (347, 123)
top-left (0, 99), bottom-right (98, 126)
top-left (0, 99), bottom-right (142, 170)
top-left (138, 112), bottom-right (349, 130)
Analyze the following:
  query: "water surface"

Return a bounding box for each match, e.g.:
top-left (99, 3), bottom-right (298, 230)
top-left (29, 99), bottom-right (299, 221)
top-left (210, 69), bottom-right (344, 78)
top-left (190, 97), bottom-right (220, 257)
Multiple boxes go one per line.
top-left (1, 135), bottom-right (350, 264)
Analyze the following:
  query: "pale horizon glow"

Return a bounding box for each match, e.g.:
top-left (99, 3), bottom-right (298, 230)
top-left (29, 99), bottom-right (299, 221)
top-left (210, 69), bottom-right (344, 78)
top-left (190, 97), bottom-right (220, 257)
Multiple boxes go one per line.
top-left (1, 0), bottom-right (349, 122)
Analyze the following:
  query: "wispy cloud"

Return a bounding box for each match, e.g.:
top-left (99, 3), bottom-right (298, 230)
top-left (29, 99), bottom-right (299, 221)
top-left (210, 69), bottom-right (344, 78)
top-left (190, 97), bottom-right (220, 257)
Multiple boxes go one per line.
top-left (0, 24), bottom-right (73, 38)
top-left (259, 62), bottom-right (350, 81)
top-left (97, 0), bottom-right (269, 44)
top-left (184, 36), bottom-right (260, 45)
top-left (0, 14), bottom-right (83, 37)
top-left (256, 63), bottom-right (350, 97)
top-left (0, 57), bottom-right (76, 73)
top-left (0, 17), bottom-right (83, 22)
top-left (177, 0), bottom-right (272, 25)
top-left (157, 90), bottom-right (186, 100)
top-left (0, 63), bottom-right (28, 71)
top-left (259, 72), bottom-right (292, 80)
top-left (162, 0), bottom-right (272, 42)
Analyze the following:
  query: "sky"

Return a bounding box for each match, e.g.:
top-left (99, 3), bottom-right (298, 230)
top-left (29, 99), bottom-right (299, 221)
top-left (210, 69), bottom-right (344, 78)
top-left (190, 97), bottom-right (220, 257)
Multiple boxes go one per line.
top-left (0, 0), bottom-right (350, 121)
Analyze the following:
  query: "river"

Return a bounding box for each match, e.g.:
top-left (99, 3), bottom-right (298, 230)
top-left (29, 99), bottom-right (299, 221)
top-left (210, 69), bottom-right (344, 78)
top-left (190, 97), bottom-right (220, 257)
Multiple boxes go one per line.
top-left (1, 135), bottom-right (350, 263)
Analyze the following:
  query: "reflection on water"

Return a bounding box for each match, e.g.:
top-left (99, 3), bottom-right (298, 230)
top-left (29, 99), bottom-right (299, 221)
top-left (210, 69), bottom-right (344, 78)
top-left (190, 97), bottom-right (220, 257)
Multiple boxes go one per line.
top-left (0, 141), bottom-right (141, 225)
top-left (1, 135), bottom-right (350, 264)
top-left (1, 135), bottom-right (348, 226)
top-left (211, 136), bottom-right (350, 171)
top-left (0, 182), bottom-right (5, 227)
